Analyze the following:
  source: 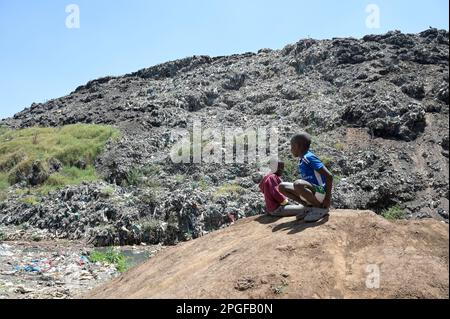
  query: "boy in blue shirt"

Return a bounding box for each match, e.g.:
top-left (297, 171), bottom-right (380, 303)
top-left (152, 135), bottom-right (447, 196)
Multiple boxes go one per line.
top-left (279, 132), bottom-right (334, 221)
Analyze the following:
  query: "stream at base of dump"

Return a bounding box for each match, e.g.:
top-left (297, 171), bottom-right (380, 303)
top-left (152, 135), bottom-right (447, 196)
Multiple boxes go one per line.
top-left (93, 245), bottom-right (163, 268)
top-left (0, 239), bottom-right (164, 299)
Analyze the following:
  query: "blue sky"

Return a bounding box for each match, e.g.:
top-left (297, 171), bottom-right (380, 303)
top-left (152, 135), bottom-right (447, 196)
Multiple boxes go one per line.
top-left (0, 0), bottom-right (448, 119)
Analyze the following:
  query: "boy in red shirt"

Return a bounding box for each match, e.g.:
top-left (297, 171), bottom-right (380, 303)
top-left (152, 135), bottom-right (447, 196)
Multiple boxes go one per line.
top-left (259, 160), bottom-right (310, 217)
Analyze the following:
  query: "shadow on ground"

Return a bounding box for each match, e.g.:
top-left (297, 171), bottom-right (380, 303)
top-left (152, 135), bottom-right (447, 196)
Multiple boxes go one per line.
top-left (255, 214), bottom-right (329, 235)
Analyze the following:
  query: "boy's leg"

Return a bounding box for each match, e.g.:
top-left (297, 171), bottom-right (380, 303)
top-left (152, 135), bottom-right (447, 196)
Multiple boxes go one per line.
top-left (293, 180), bottom-right (322, 208)
top-left (279, 182), bottom-right (308, 205)
top-left (279, 180), bottom-right (322, 207)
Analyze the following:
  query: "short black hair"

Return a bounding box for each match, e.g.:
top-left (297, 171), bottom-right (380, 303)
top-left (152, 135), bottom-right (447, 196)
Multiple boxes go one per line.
top-left (291, 132), bottom-right (312, 149)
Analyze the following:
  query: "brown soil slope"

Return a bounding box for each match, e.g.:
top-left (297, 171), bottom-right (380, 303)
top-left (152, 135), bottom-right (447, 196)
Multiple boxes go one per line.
top-left (87, 210), bottom-right (449, 299)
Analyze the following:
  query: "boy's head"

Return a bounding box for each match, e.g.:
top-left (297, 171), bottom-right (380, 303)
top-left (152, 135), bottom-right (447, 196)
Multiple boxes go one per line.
top-left (275, 161), bottom-right (284, 176)
top-left (290, 132), bottom-right (311, 158)
top-left (269, 158), bottom-right (285, 176)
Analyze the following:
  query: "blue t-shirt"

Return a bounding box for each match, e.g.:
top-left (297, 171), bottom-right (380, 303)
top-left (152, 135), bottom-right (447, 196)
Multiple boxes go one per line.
top-left (298, 151), bottom-right (326, 187)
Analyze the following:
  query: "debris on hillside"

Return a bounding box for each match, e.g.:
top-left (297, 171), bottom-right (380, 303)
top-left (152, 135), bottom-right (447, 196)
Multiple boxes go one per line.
top-left (0, 29), bottom-right (448, 246)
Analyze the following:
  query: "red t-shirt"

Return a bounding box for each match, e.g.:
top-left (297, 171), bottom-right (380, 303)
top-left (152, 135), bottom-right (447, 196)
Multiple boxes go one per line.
top-left (259, 173), bottom-right (288, 213)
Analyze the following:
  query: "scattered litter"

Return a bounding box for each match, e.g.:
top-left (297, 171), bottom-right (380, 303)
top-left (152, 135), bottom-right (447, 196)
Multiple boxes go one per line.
top-left (15, 265), bottom-right (41, 273)
top-left (0, 244), bottom-right (14, 257)
top-left (0, 240), bottom-right (163, 299)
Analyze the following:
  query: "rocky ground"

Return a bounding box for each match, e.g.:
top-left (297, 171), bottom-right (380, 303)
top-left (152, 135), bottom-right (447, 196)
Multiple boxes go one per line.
top-left (0, 29), bottom-right (449, 294)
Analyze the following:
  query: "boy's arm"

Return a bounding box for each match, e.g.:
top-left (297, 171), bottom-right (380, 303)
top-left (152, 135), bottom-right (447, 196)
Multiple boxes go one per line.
top-left (268, 176), bottom-right (288, 205)
top-left (306, 153), bottom-right (333, 208)
top-left (317, 166), bottom-right (333, 209)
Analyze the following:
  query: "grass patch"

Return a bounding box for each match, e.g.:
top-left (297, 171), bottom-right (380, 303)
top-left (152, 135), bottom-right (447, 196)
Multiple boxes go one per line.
top-left (139, 191), bottom-right (157, 206)
top-left (214, 183), bottom-right (246, 198)
top-left (20, 196), bottom-right (41, 206)
top-left (282, 157), bottom-right (299, 181)
top-left (140, 218), bottom-right (168, 243)
top-left (0, 172), bottom-right (8, 202)
top-left (42, 166), bottom-right (99, 193)
top-left (0, 172), bottom-right (8, 190)
top-left (320, 155), bottom-right (334, 168)
top-left (31, 234), bottom-right (42, 242)
top-left (334, 143), bottom-right (345, 151)
top-left (141, 218), bottom-right (163, 232)
top-left (381, 205), bottom-right (406, 221)
top-left (0, 124), bottom-right (8, 135)
top-left (192, 176), bottom-right (209, 191)
top-left (0, 191), bottom-right (7, 203)
top-left (19, 223), bottom-right (29, 230)
top-left (0, 124), bottom-right (120, 194)
top-left (174, 174), bottom-right (187, 184)
top-left (100, 185), bottom-right (115, 198)
top-left (89, 247), bottom-right (129, 273)
top-left (125, 164), bottom-right (162, 188)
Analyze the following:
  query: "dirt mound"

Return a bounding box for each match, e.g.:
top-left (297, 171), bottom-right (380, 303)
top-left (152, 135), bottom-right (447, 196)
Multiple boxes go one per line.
top-left (86, 210), bottom-right (449, 299)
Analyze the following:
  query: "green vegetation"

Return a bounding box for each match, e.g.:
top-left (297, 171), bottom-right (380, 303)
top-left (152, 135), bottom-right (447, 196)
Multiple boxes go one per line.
top-left (198, 178), bottom-right (209, 190)
top-left (320, 155), bottom-right (334, 168)
top-left (31, 234), bottom-right (42, 242)
top-left (333, 174), bottom-right (342, 185)
top-left (282, 157), bottom-right (299, 181)
top-left (0, 124), bottom-right (8, 136)
top-left (381, 205), bottom-right (406, 221)
top-left (140, 218), bottom-right (168, 243)
top-left (214, 183), bottom-right (246, 198)
top-left (100, 185), bottom-right (115, 198)
top-left (334, 142), bottom-right (345, 151)
top-left (192, 176), bottom-right (209, 191)
top-left (20, 196), bottom-right (41, 206)
top-left (125, 164), bottom-right (162, 188)
top-left (0, 124), bottom-right (120, 196)
top-left (0, 172), bottom-right (8, 202)
top-left (0, 192), bottom-right (7, 203)
top-left (46, 166), bottom-right (99, 186)
top-left (0, 172), bottom-right (8, 190)
top-left (89, 248), bottom-right (129, 273)
top-left (19, 223), bottom-right (29, 230)
top-left (174, 174), bottom-right (187, 184)
top-left (0, 230), bottom-right (5, 242)
top-left (139, 191), bottom-right (157, 206)
top-left (141, 218), bottom-right (163, 232)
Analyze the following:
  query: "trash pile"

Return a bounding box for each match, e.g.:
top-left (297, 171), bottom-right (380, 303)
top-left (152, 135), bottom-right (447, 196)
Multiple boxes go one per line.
top-left (1, 29), bottom-right (448, 251)
top-left (0, 241), bottom-right (161, 299)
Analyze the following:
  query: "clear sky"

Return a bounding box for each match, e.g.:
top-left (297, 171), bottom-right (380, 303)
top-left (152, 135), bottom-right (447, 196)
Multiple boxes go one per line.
top-left (0, 0), bottom-right (448, 119)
